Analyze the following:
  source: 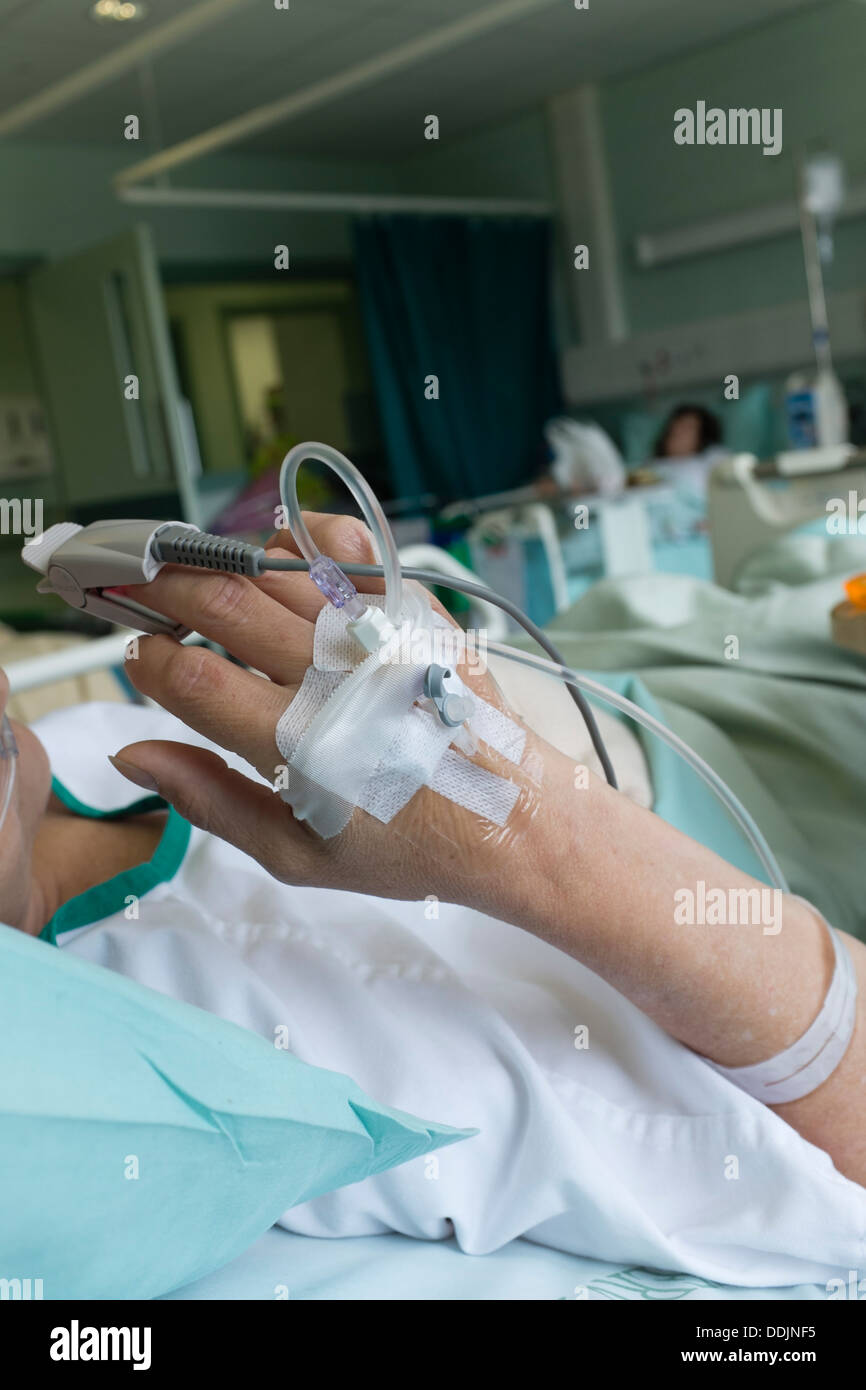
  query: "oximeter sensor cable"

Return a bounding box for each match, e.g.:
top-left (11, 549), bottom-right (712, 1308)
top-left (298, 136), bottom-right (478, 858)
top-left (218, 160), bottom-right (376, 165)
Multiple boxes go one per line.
top-left (150, 528), bottom-right (619, 791)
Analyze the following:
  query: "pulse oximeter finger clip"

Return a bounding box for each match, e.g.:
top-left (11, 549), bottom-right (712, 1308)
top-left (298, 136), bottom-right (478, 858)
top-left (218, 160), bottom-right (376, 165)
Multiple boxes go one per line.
top-left (21, 519), bottom-right (200, 637)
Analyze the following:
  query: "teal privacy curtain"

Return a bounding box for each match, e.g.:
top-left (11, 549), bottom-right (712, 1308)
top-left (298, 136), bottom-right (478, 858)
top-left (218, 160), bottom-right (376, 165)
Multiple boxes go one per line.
top-left (352, 215), bottom-right (562, 501)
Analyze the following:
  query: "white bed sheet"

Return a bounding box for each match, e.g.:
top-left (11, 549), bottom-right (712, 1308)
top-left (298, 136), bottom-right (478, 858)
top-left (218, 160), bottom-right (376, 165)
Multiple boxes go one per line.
top-left (162, 1230), bottom-right (827, 1302)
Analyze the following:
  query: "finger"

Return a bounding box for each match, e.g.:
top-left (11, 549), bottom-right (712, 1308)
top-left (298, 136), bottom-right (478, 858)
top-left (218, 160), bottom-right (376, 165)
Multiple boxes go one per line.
top-left (119, 565), bottom-right (313, 687)
top-left (248, 542), bottom-right (329, 628)
top-left (109, 741), bottom-right (323, 886)
top-left (278, 514), bottom-right (455, 625)
top-left (123, 635), bottom-right (290, 780)
top-left (263, 512), bottom-right (385, 623)
top-left (262, 516), bottom-right (464, 664)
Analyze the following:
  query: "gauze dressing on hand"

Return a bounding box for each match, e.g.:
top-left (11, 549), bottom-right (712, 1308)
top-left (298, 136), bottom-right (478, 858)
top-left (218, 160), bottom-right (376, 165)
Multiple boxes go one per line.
top-left (274, 589), bottom-right (535, 845)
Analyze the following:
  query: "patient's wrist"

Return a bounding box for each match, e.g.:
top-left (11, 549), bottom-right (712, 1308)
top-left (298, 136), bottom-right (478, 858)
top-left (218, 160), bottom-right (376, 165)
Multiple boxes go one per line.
top-left (466, 735), bottom-right (604, 937)
top-left (483, 754), bottom-right (840, 1079)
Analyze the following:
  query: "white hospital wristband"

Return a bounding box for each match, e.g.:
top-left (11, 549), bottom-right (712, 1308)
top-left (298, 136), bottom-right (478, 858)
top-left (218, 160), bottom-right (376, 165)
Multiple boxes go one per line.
top-left (705, 900), bottom-right (858, 1105)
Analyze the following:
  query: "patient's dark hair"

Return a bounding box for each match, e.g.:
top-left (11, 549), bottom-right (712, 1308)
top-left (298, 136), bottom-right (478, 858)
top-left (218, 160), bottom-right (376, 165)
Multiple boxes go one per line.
top-left (654, 404), bottom-right (722, 457)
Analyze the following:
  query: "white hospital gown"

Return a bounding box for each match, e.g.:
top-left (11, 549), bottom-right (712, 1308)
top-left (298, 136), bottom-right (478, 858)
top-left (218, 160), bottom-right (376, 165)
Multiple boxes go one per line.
top-left (36, 701), bottom-right (866, 1289)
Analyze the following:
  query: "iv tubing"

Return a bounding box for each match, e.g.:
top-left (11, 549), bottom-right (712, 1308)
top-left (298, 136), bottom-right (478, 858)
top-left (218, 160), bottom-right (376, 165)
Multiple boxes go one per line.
top-left (279, 443), bottom-right (404, 627)
top-left (486, 639), bottom-right (788, 894)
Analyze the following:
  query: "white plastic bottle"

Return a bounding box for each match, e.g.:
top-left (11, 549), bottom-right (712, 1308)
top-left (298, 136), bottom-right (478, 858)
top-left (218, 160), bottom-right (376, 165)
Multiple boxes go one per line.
top-left (785, 356), bottom-right (848, 449)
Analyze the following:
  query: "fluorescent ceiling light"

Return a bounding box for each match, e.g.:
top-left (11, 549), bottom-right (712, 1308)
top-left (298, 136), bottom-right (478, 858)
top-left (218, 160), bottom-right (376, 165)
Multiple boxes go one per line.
top-left (91, 1), bottom-right (148, 22)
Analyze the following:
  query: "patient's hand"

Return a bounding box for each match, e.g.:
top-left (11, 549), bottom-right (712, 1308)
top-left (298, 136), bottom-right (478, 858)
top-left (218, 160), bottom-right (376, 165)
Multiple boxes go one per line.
top-left (112, 518), bottom-right (866, 1187)
top-left (114, 513), bottom-right (569, 919)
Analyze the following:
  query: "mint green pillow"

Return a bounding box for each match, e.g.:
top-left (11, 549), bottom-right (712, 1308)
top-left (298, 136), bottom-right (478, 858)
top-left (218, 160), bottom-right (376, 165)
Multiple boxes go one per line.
top-left (0, 924), bottom-right (471, 1299)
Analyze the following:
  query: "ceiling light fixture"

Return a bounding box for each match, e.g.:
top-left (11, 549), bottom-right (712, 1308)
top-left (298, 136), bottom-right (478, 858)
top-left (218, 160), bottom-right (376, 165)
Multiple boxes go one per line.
top-left (91, 0), bottom-right (148, 22)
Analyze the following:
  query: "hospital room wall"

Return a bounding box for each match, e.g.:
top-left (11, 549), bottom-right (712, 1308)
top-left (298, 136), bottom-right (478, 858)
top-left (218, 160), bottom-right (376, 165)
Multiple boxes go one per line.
top-left (589, 0), bottom-right (866, 449)
top-left (0, 281), bottom-right (64, 518)
top-left (392, 2), bottom-right (866, 344)
top-left (0, 140), bottom-right (400, 267)
top-left (385, 2), bottom-right (866, 452)
top-left (394, 110), bottom-right (553, 203)
top-left (0, 138), bottom-right (401, 516)
top-left (599, 0), bottom-right (866, 337)
top-left (0, 281), bottom-right (66, 622)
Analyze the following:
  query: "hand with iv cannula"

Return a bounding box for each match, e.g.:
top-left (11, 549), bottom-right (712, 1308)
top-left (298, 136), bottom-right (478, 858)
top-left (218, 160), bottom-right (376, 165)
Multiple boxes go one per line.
top-left (109, 510), bottom-right (866, 1189)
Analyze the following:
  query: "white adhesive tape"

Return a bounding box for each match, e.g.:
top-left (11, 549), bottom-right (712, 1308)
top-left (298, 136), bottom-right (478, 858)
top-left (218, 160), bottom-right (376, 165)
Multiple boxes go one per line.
top-left (275, 594), bottom-right (526, 838)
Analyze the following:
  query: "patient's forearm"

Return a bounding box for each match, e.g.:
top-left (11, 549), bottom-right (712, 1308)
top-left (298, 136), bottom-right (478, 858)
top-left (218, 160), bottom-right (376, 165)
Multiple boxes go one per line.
top-left (496, 751), bottom-right (866, 1183)
top-left (509, 760), bottom-right (832, 1066)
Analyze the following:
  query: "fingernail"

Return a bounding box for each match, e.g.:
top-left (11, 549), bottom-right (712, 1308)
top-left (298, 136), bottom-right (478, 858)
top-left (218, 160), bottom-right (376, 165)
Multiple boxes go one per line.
top-left (108, 755), bottom-right (159, 793)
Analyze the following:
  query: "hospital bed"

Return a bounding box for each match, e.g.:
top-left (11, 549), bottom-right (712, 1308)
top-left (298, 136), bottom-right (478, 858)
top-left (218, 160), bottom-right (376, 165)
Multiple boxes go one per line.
top-left (440, 463), bottom-right (733, 627)
top-left (162, 1228), bottom-right (831, 1303)
top-left (5, 576), bottom-right (857, 1303)
top-left (441, 489), bottom-right (658, 627)
top-left (708, 445), bottom-right (866, 588)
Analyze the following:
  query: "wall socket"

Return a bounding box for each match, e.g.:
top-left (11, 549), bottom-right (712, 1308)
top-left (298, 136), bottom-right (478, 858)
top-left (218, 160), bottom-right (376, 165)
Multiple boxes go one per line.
top-left (0, 395), bottom-right (53, 480)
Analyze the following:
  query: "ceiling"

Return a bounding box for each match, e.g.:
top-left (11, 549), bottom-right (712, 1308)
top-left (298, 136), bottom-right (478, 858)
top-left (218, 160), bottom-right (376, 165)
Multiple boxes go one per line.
top-left (0, 0), bottom-right (825, 163)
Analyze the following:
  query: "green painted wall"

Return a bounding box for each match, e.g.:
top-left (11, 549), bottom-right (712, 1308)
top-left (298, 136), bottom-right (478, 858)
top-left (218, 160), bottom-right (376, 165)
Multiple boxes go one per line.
top-left (391, 3), bottom-right (866, 344)
top-left (0, 279), bottom-right (62, 508)
top-left (0, 141), bottom-right (400, 268)
top-left (600, 0), bottom-right (866, 335)
top-left (0, 281), bottom-right (39, 395)
top-left (395, 109), bottom-right (553, 200)
top-left (0, 280), bottom-right (65, 620)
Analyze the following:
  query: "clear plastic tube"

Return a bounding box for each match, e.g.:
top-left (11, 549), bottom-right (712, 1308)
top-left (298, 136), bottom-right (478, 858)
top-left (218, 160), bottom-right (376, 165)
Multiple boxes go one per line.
top-left (279, 442), bottom-right (404, 626)
top-left (487, 640), bottom-right (789, 894)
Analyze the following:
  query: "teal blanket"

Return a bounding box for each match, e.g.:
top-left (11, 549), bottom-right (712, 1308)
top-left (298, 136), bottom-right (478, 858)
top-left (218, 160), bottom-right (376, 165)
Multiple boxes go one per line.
top-left (544, 536), bottom-right (866, 940)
